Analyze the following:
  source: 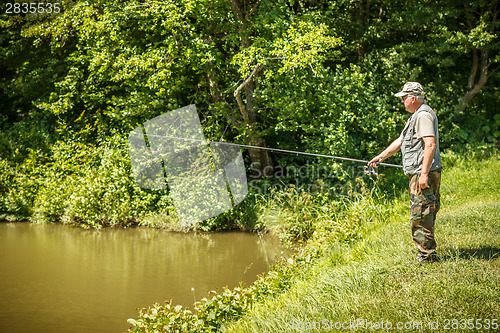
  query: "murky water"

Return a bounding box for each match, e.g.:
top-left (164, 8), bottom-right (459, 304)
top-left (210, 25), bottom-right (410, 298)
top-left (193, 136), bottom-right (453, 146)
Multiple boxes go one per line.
top-left (0, 222), bottom-right (289, 333)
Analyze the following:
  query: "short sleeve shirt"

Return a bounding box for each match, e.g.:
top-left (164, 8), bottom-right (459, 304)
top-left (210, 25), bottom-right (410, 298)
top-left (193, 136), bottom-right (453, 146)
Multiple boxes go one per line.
top-left (415, 112), bottom-right (435, 139)
top-left (398, 111), bottom-right (435, 142)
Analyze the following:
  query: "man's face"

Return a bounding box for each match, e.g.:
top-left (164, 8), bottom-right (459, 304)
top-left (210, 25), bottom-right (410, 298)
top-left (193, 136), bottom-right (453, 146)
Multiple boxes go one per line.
top-left (401, 95), bottom-right (416, 113)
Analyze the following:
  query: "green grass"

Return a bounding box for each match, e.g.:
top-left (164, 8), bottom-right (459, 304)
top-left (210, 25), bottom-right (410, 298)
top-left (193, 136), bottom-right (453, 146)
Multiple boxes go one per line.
top-left (222, 153), bottom-right (500, 332)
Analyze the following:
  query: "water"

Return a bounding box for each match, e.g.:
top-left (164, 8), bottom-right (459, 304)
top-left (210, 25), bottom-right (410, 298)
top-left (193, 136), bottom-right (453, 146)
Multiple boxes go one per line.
top-left (0, 222), bottom-right (289, 333)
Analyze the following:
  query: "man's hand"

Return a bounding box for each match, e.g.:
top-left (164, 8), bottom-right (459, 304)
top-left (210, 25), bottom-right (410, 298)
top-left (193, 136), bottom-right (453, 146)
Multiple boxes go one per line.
top-left (419, 173), bottom-right (429, 189)
top-left (368, 156), bottom-right (382, 167)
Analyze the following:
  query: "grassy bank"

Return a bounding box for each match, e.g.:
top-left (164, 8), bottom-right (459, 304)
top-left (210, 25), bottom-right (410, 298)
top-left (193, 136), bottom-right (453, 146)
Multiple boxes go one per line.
top-left (128, 149), bottom-right (499, 332)
top-left (223, 152), bottom-right (500, 332)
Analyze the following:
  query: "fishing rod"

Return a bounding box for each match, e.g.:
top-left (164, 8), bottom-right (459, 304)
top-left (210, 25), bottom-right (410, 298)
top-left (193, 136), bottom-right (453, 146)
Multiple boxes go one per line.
top-left (217, 141), bottom-right (401, 176)
top-left (136, 133), bottom-right (403, 175)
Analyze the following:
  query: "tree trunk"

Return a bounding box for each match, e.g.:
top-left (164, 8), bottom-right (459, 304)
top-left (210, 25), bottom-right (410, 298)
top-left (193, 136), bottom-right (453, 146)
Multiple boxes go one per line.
top-left (356, 0), bottom-right (370, 59)
top-left (457, 10), bottom-right (491, 113)
top-left (231, 0), bottom-right (273, 178)
top-left (458, 47), bottom-right (489, 113)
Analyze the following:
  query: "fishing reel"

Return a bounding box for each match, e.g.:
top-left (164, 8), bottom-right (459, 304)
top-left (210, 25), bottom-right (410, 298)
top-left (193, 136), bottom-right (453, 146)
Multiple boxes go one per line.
top-left (364, 164), bottom-right (379, 176)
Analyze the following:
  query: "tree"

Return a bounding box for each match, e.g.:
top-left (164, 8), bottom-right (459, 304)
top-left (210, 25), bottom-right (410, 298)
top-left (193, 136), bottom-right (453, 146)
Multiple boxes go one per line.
top-left (454, 0), bottom-right (500, 113)
top-left (230, 0), bottom-right (342, 175)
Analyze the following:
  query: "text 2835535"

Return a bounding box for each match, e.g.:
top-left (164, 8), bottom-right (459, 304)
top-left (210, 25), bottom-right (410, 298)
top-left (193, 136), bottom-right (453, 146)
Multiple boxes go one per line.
top-left (4, 3), bottom-right (61, 15)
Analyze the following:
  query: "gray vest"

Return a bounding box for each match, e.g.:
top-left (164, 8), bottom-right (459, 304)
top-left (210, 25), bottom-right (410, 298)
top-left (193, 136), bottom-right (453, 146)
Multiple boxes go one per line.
top-left (400, 104), bottom-right (441, 175)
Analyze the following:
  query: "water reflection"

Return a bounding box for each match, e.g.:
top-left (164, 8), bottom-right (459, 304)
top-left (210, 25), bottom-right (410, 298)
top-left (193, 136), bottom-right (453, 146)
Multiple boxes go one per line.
top-left (0, 222), bottom-right (289, 333)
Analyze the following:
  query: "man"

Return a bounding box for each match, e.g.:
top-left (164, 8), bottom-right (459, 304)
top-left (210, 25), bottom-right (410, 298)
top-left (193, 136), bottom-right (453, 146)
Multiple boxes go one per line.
top-left (368, 82), bottom-right (442, 263)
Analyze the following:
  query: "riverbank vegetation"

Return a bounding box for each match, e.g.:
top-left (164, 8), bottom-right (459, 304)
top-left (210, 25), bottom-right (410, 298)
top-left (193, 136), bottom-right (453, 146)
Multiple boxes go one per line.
top-left (127, 149), bottom-right (499, 332)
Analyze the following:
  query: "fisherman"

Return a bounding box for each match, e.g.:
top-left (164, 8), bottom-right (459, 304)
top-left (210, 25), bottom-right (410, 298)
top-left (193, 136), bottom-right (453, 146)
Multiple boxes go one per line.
top-left (368, 82), bottom-right (442, 263)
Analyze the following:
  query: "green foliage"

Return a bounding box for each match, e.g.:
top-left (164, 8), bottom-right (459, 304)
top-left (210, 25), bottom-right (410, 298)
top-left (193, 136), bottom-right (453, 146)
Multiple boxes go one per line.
top-left (258, 57), bottom-right (410, 161)
top-left (195, 194), bottom-right (260, 232)
top-left (0, 157), bottom-right (33, 219)
top-left (232, 19), bottom-right (341, 77)
top-left (0, 0), bottom-right (497, 230)
top-left (33, 139), bottom-right (136, 228)
top-left (2, 0), bottom-right (499, 164)
top-left (0, 135), bottom-right (176, 228)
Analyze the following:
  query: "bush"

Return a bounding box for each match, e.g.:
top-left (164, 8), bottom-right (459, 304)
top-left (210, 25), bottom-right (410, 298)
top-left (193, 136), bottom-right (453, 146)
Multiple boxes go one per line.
top-left (30, 137), bottom-right (165, 228)
top-left (0, 135), bottom-right (177, 227)
top-left (2, 134), bottom-right (258, 230)
top-left (0, 152), bottom-right (41, 220)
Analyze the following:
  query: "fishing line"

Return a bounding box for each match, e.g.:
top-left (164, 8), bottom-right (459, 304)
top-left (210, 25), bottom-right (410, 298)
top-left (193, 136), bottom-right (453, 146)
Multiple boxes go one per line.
top-left (134, 132), bottom-right (403, 168)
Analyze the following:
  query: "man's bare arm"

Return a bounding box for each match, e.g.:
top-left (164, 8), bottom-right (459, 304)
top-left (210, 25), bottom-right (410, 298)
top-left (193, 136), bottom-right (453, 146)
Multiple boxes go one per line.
top-left (418, 136), bottom-right (436, 189)
top-left (368, 137), bottom-right (402, 166)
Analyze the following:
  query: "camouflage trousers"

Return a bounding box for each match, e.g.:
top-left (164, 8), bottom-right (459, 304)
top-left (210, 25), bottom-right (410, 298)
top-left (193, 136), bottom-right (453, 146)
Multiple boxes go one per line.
top-left (409, 169), bottom-right (441, 257)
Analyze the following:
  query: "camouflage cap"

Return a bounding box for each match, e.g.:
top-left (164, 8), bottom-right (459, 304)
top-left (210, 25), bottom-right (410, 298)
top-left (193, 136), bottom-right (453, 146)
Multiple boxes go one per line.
top-left (394, 82), bottom-right (425, 97)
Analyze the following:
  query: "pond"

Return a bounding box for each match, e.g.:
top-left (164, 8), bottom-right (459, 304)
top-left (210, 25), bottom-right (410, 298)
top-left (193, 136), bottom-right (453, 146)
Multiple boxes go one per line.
top-left (0, 222), bottom-right (289, 332)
